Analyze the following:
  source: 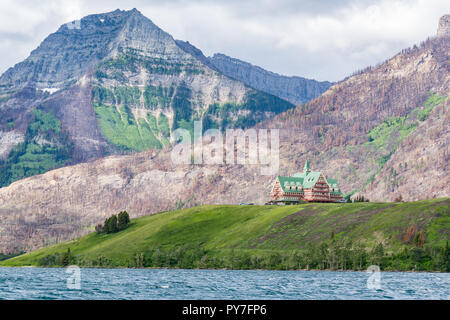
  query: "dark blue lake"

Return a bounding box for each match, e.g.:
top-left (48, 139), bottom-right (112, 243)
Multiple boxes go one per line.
top-left (0, 267), bottom-right (448, 300)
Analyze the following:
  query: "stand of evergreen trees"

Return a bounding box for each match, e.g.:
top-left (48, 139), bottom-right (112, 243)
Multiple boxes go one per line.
top-left (129, 240), bottom-right (448, 271)
top-left (39, 248), bottom-right (74, 267)
top-left (95, 211), bottom-right (130, 234)
top-left (37, 238), bottom-right (450, 272)
top-left (0, 251), bottom-right (24, 261)
top-left (353, 195), bottom-right (370, 202)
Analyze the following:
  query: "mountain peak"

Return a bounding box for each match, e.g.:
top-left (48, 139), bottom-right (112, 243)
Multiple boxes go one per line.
top-left (437, 14), bottom-right (449, 37)
top-left (0, 8), bottom-right (172, 92)
top-left (58, 8), bottom-right (151, 34)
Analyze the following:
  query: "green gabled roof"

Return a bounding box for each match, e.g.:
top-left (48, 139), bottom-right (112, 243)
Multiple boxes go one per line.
top-left (327, 178), bottom-right (339, 185)
top-left (292, 172), bottom-right (306, 178)
top-left (277, 172), bottom-right (321, 191)
top-left (327, 178), bottom-right (343, 195)
top-left (292, 171), bottom-right (321, 188)
top-left (277, 176), bottom-right (304, 193)
top-left (301, 171), bottom-right (321, 188)
top-left (276, 160), bottom-right (344, 196)
top-left (277, 171), bottom-right (343, 195)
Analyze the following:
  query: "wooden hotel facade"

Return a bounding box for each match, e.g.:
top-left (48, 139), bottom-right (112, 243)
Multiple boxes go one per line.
top-left (270, 160), bottom-right (344, 203)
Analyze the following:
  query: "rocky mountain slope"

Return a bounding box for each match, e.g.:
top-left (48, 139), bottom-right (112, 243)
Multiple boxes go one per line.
top-left (0, 14), bottom-right (448, 254)
top-left (209, 53), bottom-right (332, 105)
top-left (0, 149), bottom-right (272, 253)
top-left (264, 15), bottom-right (449, 202)
top-left (0, 9), bottom-right (297, 187)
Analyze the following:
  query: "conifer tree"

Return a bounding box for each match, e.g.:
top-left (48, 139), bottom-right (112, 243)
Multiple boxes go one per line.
top-left (118, 211), bottom-right (130, 230)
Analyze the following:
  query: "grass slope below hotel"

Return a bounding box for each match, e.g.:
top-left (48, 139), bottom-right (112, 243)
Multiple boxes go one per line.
top-left (2, 199), bottom-right (449, 271)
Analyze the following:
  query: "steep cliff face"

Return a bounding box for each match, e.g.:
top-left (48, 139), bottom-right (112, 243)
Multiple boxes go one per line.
top-left (437, 14), bottom-right (450, 37)
top-left (209, 53), bottom-right (332, 105)
top-left (0, 9), bottom-right (295, 187)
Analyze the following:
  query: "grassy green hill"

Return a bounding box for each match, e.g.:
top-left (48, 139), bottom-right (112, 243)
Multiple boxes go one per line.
top-left (2, 199), bottom-right (449, 271)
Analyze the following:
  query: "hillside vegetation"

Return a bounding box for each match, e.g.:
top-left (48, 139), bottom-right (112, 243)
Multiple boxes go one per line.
top-left (0, 109), bottom-right (73, 187)
top-left (2, 199), bottom-right (449, 271)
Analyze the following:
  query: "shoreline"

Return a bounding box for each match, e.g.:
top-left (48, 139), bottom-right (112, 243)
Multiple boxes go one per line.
top-left (0, 265), bottom-right (447, 273)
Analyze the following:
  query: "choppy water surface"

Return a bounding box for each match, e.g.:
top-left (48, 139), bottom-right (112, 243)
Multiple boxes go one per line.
top-left (0, 267), bottom-right (448, 300)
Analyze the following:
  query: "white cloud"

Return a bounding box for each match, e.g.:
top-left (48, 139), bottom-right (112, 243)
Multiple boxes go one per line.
top-left (0, 0), bottom-right (86, 72)
top-left (0, 0), bottom-right (448, 81)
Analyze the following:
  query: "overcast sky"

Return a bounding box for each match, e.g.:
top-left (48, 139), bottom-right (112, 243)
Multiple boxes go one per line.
top-left (0, 0), bottom-right (448, 81)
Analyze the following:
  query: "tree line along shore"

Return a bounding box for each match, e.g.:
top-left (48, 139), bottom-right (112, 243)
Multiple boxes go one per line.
top-left (1, 199), bottom-right (449, 272)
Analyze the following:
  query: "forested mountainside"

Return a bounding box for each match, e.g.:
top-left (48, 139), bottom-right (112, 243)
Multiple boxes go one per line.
top-left (0, 9), bottom-right (298, 187)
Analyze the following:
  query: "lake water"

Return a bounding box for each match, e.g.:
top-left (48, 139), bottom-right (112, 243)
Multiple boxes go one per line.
top-left (0, 267), bottom-right (448, 300)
